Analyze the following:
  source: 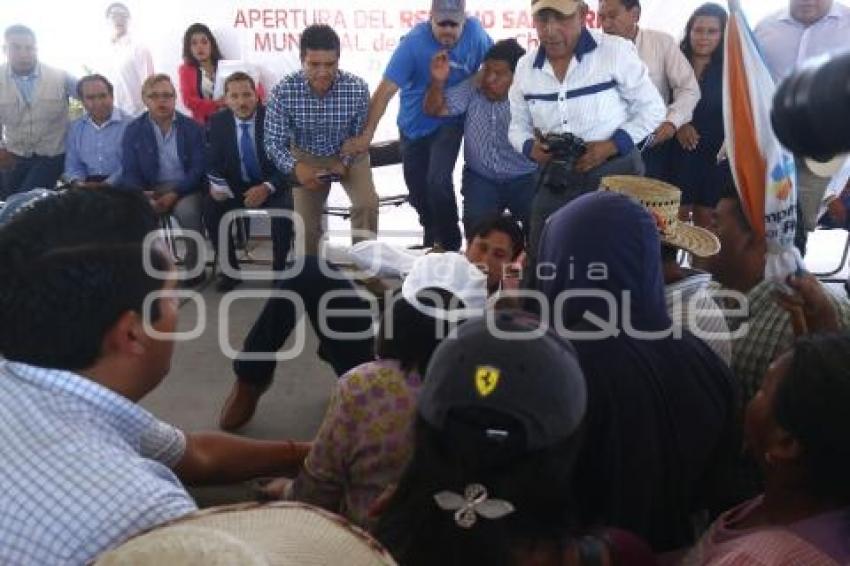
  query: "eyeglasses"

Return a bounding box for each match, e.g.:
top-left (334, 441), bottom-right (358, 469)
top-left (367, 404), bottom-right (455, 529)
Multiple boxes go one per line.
top-left (146, 92), bottom-right (175, 101)
top-left (436, 20), bottom-right (460, 28)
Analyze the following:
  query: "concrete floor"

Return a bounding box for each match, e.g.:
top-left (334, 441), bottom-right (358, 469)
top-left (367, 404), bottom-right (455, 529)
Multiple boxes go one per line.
top-left (141, 276), bottom-right (340, 506)
top-left (141, 164), bottom-right (420, 506)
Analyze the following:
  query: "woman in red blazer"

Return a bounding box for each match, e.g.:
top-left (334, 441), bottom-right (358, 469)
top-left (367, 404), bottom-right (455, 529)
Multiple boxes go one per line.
top-left (179, 23), bottom-right (265, 127)
top-left (178, 23), bottom-right (225, 126)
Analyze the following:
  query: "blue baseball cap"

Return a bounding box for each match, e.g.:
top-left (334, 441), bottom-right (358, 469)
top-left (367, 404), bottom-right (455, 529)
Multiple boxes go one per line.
top-left (432, 0), bottom-right (466, 24)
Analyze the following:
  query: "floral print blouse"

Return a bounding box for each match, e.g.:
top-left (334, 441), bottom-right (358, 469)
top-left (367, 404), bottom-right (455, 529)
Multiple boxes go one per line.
top-left (286, 359), bottom-right (422, 529)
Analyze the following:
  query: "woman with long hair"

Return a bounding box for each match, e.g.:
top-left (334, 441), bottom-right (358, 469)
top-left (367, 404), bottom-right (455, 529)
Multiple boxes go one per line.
top-left (178, 23), bottom-right (226, 126)
top-left (669, 3), bottom-right (731, 228)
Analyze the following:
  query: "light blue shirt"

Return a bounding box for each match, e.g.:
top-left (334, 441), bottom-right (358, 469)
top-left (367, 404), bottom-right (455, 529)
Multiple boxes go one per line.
top-left (0, 361), bottom-right (197, 565)
top-left (64, 108), bottom-right (131, 184)
top-left (10, 64), bottom-right (77, 105)
top-left (384, 19), bottom-right (492, 139)
top-left (755, 2), bottom-right (850, 81)
top-left (150, 115), bottom-right (185, 185)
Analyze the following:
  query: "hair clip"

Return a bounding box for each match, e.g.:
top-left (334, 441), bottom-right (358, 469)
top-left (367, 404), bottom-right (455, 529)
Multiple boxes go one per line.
top-left (433, 483), bottom-right (515, 528)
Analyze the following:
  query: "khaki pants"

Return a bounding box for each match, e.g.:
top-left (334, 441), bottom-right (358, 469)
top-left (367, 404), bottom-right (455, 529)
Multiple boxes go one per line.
top-left (292, 148), bottom-right (378, 256)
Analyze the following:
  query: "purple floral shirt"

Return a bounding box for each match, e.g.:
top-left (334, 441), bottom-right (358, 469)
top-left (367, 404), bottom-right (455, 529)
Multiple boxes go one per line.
top-left (286, 359), bottom-right (422, 529)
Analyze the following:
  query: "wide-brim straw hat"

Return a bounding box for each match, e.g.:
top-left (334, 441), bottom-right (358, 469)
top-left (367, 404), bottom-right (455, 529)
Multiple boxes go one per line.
top-left (93, 502), bottom-right (397, 566)
top-left (599, 176), bottom-right (721, 258)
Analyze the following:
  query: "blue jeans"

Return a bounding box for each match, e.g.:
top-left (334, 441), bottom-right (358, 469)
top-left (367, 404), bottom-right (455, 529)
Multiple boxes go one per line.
top-left (400, 124), bottom-right (463, 250)
top-left (1, 154), bottom-right (64, 199)
top-left (461, 166), bottom-right (536, 238)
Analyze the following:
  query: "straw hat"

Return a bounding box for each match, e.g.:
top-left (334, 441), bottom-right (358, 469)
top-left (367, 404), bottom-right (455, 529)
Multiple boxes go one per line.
top-left (94, 502), bottom-right (397, 566)
top-left (599, 176), bottom-right (721, 257)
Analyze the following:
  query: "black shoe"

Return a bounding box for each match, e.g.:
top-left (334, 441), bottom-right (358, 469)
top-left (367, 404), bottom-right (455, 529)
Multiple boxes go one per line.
top-left (216, 274), bottom-right (242, 292)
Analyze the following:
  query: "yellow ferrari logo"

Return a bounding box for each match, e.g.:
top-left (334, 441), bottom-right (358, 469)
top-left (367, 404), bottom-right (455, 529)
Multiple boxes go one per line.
top-left (475, 366), bottom-right (501, 397)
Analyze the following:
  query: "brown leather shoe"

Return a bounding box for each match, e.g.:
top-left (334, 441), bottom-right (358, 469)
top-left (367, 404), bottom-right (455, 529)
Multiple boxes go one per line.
top-left (219, 380), bottom-right (267, 431)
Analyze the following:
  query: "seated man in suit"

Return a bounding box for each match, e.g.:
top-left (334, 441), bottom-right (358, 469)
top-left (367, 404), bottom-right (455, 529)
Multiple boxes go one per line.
top-left (205, 71), bottom-right (293, 292)
top-left (121, 73), bottom-right (206, 284)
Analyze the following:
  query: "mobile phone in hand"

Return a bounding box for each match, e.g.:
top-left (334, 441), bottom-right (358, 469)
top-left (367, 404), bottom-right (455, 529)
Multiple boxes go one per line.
top-left (317, 171), bottom-right (341, 183)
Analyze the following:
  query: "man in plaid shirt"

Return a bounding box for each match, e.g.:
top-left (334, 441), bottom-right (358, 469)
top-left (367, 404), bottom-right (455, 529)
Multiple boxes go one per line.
top-left (702, 182), bottom-right (850, 403)
top-left (264, 24), bottom-right (378, 256)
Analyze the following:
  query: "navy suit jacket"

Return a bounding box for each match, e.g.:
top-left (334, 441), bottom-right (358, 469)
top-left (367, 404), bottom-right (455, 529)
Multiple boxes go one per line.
top-left (206, 106), bottom-right (288, 195)
top-left (120, 111), bottom-right (206, 196)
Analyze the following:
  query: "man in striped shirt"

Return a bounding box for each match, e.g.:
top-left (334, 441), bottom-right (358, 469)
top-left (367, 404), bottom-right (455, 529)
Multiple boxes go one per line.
top-left (424, 39), bottom-right (537, 238)
top-left (508, 0), bottom-right (664, 266)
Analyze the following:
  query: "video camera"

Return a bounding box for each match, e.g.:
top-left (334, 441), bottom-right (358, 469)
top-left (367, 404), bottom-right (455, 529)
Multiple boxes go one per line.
top-left (539, 132), bottom-right (588, 193)
top-left (771, 51), bottom-right (850, 161)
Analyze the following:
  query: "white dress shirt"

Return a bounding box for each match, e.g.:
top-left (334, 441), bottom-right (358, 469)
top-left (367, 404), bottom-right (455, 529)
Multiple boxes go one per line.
top-left (508, 28), bottom-right (665, 158)
top-left (755, 2), bottom-right (850, 81)
top-left (635, 27), bottom-right (701, 128)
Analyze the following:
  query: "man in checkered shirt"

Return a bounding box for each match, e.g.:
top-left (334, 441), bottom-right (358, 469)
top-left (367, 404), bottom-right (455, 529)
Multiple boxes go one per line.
top-left (0, 188), bottom-right (308, 565)
top-left (264, 24), bottom-right (378, 256)
top-left (424, 39), bottom-right (537, 238)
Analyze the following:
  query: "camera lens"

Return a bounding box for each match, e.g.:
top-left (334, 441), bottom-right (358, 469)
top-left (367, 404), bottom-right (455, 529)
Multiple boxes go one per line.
top-left (771, 51), bottom-right (850, 161)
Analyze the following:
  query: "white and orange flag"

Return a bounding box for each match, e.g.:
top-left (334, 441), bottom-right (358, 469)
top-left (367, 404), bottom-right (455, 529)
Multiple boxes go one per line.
top-left (723, 0), bottom-right (802, 282)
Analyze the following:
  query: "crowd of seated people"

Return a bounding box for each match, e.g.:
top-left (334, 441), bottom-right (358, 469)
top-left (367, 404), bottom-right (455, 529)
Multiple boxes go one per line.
top-left (2, 0), bottom-right (850, 564)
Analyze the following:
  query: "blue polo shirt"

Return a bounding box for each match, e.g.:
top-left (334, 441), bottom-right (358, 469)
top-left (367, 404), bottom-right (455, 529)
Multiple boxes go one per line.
top-left (384, 18), bottom-right (492, 140)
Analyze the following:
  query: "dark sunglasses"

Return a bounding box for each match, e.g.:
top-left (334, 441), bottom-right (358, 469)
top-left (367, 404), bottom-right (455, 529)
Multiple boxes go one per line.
top-left (436, 20), bottom-right (460, 28)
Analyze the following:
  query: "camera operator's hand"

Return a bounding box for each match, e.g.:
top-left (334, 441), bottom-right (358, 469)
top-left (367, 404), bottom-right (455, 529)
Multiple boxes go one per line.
top-left (651, 122), bottom-right (677, 147)
top-left (529, 139), bottom-right (552, 165)
top-left (676, 123), bottom-right (700, 151)
top-left (575, 141), bottom-right (617, 173)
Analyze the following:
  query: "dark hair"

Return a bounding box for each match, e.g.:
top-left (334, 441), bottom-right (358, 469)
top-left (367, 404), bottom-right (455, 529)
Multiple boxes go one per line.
top-left (182, 23), bottom-right (224, 66)
top-left (718, 180), bottom-right (753, 233)
top-left (77, 74), bottom-right (114, 99)
top-left (224, 71), bottom-right (256, 94)
top-left (300, 24), bottom-right (340, 60)
top-left (0, 188), bottom-right (169, 371)
top-left (680, 3), bottom-right (728, 65)
top-left (774, 334), bottom-right (850, 504)
top-left (617, 0), bottom-right (641, 10)
top-left (467, 214), bottom-right (525, 259)
top-left (375, 414), bottom-right (585, 565)
top-left (104, 2), bottom-right (130, 18)
top-left (376, 288), bottom-right (465, 375)
top-left (484, 38), bottom-right (526, 73)
top-left (4, 24), bottom-right (35, 42)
